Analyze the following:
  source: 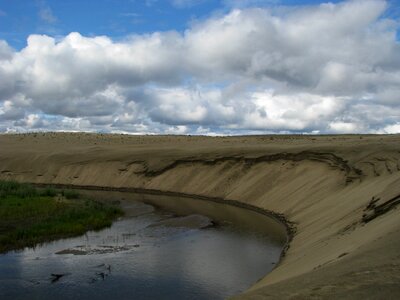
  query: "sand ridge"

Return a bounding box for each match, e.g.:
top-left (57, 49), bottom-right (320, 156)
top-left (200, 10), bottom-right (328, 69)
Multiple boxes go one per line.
top-left (1, 133), bottom-right (400, 299)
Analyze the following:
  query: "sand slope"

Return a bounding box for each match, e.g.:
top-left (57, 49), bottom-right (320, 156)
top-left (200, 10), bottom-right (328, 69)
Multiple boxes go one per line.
top-left (1, 133), bottom-right (400, 299)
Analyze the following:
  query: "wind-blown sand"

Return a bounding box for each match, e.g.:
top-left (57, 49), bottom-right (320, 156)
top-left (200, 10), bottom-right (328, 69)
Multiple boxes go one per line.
top-left (1, 133), bottom-right (400, 299)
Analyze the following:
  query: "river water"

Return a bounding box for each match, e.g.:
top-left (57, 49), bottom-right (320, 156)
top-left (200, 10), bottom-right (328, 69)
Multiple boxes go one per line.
top-left (0, 191), bottom-right (286, 299)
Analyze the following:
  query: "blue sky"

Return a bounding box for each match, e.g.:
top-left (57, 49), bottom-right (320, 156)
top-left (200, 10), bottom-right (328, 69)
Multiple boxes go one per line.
top-left (1, 0), bottom-right (354, 49)
top-left (0, 0), bottom-right (399, 135)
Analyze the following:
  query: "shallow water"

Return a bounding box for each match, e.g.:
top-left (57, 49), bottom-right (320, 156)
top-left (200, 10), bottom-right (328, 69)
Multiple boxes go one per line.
top-left (0, 193), bottom-right (285, 300)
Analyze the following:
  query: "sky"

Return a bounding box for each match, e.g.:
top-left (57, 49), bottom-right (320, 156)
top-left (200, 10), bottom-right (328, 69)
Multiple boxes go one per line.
top-left (0, 0), bottom-right (399, 135)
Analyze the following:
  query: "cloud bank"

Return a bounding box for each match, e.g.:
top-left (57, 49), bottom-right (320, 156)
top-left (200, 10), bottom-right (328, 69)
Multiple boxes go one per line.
top-left (0, 0), bottom-right (399, 134)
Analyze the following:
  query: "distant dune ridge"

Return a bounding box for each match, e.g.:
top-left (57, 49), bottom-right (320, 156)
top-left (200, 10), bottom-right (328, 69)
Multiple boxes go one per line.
top-left (1, 133), bottom-right (400, 298)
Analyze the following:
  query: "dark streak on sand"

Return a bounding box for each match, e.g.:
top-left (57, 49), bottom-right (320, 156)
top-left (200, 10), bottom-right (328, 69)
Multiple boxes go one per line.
top-left (127, 151), bottom-right (364, 183)
top-left (362, 194), bottom-right (400, 223)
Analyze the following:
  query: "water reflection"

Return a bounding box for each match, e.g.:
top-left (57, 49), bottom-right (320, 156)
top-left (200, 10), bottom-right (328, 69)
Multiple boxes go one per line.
top-left (0, 193), bottom-right (285, 300)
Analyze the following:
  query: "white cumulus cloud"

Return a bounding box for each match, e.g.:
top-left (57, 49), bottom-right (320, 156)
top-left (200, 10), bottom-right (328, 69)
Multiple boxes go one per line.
top-left (0, 0), bottom-right (399, 134)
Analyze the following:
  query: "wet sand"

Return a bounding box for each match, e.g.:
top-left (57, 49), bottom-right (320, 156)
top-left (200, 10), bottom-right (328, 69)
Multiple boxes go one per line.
top-left (1, 133), bottom-right (400, 298)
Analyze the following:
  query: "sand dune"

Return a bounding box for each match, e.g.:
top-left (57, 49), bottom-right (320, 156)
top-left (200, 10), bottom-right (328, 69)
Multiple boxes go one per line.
top-left (1, 133), bottom-right (400, 298)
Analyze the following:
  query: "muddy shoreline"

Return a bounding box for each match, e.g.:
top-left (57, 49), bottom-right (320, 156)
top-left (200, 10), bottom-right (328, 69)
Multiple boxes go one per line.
top-left (31, 182), bottom-right (294, 263)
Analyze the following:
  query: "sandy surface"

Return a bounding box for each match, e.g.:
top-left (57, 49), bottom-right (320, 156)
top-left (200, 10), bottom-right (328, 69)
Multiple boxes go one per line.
top-left (1, 133), bottom-right (400, 299)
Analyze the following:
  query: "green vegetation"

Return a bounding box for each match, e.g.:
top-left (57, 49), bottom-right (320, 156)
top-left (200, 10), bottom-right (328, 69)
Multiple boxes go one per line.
top-left (61, 189), bottom-right (80, 199)
top-left (0, 181), bottom-right (123, 253)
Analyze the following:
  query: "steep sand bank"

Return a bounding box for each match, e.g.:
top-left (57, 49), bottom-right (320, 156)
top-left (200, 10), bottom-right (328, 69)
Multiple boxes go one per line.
top-left (1, 133), bottom-right (400, 298)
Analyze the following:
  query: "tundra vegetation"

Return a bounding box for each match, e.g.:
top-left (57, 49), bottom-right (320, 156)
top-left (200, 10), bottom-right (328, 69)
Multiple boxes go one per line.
top-left (0, 180), bottom-right (122, 253)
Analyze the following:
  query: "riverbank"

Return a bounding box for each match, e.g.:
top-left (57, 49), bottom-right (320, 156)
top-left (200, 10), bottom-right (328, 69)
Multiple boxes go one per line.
top-left (31, 183), bottom-right (293, 262)
top-left (1, 133), bottom-right (400, 298)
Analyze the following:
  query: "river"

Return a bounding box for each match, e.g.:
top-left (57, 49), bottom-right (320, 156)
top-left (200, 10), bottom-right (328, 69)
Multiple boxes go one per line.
top-left (0, 191), bottom-right (286, 299)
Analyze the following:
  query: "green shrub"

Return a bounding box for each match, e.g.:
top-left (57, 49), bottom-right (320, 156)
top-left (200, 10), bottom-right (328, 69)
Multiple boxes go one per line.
top-left (0, 180), bottom-right (37, 199)
top-left (40, 187), bottom-right (58, 197)
top-left (62, 189), bottom-right (80, 199)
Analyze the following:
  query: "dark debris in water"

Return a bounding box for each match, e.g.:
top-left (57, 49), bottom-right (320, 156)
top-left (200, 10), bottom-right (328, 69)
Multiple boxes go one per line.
top-left (50, 273), bottom-right (69, 283)
top-left (88, 264), bottom-right (112, 284)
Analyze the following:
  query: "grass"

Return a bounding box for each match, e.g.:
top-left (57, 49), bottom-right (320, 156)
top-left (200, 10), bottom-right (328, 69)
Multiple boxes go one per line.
top-left (0, 180), bottom-right (123, 253)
